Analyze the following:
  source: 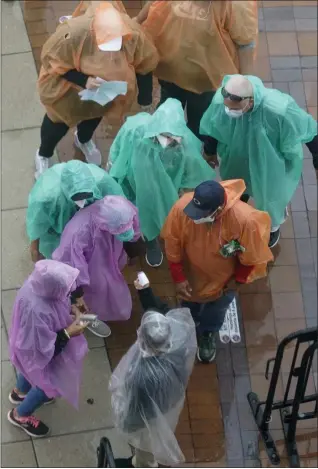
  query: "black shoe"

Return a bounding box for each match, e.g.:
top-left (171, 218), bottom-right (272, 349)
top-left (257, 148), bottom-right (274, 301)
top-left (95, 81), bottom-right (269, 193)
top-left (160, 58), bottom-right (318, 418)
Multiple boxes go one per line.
top-left (7, 409), bottom-right (50, 438)
top-left (114, 457), bottom-right (134, 468)
top-left (197, 332), bottom-right (217, 363)
top-left (145, 238), bottom-right (163, 268)
top-left (9, 389), bottom-right (55, 406)
top-left (269, 229), bottom-right (280, 248)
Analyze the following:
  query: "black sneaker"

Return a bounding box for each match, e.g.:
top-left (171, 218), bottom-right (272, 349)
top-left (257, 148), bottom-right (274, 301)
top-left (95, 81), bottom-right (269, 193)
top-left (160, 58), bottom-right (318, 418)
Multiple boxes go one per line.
top-left (269, 229), bottom-right (280, 249)
top-left (9, 389), bottom-right (55, 406)
top-left (145, 238), bottom-right (163, 268)
top-left (197, 332), bottom-right (217, 363)
top-left (7, 409), bottom-right (50, 438)
top-left (114, 457), bottom-right (134, 468)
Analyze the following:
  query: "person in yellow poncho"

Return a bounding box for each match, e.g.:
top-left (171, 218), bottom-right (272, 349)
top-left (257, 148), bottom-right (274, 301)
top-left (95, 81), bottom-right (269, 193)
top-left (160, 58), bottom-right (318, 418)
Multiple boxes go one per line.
top-left (35, 1), bottom-right (158, 179)
top-left (135, 0), bottom-right (258, 141)
top-left (161, 179), bottom-right (273, 364)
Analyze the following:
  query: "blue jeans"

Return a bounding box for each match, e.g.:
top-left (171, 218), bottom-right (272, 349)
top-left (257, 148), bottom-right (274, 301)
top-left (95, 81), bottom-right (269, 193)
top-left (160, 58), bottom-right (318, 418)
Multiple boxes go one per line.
top-left (15, 374), bottom-right (50, 417)
top-left (182, 291), bottom-right (235, 335)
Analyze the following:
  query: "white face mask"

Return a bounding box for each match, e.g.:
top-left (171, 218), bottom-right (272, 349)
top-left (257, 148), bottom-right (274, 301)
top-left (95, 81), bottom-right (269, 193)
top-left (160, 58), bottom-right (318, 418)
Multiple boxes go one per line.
top-left (194, 215), bottom-right (216, 224)
top-left (225, 101), bottom-right (250, 119)
top-left (74, 200), bottom-right (86, 209)
top-left (157, 134), bottom-right (182, 148)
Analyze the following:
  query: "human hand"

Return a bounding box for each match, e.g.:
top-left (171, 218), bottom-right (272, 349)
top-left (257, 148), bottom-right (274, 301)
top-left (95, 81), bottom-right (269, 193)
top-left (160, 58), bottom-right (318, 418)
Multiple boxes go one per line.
top-left (30, 246), bottom-right (44, 263)
top-left (65, 317), bottom-right (88, 337)
top-left (75, 296), bottom-right (89, 313)
top-left (176, 280), bottom-right (192, 300)
top-left (86, 77), bottom-right (102, 90)
top-left (203, 152), bottom-right (219, 169)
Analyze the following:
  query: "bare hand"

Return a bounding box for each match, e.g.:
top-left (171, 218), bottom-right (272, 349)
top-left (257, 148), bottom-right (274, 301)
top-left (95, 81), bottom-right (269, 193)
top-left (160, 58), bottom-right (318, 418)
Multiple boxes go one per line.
top-left (86, 77), bottom-right (102, 90)
top-left (30, 247), bottom-right (44, 263)
top-left (203, 153), bottom-right (219, 169)
top-left (176, 280), bottom-right (192, 300)
top-left (75, 296), bottom-right (89, 313)
top-left (65, 318), bottom-right (88, 337)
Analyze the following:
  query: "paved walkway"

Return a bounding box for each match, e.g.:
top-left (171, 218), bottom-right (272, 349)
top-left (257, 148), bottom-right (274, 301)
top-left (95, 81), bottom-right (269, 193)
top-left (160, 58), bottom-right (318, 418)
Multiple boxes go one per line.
top-left (1, 1), bottom-right (317, 467)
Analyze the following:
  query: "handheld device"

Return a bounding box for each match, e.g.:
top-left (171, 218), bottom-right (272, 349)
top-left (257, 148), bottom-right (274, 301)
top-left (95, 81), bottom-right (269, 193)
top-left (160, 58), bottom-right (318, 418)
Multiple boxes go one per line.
top-left (79, 314), bottom-right (97, 323)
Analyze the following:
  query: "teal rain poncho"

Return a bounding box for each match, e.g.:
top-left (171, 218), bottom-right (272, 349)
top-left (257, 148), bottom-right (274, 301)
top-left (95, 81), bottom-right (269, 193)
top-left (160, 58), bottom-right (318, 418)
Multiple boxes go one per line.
top-left (108, 98), bottom-right (215, 240)
top-left (200, 75), bottom-right (317, 227)
top-left (27, 160), bottom-right (124, 258)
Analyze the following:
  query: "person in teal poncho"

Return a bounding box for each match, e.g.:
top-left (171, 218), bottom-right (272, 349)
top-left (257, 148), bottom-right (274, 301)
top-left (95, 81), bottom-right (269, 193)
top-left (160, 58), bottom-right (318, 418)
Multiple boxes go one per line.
top-left (108, 98), bottom-right (215, 267)
top-left (200, 74), bottom-right (318, 248)
top-left (27, 160), bottom-right (124, 262)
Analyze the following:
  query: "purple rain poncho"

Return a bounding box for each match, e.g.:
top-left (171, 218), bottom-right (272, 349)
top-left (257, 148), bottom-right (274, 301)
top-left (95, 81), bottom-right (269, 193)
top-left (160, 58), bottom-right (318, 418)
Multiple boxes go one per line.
top-left (9, 260), bottom-right (88, 408)
top-left (53, 196), bottom-right (140, 322)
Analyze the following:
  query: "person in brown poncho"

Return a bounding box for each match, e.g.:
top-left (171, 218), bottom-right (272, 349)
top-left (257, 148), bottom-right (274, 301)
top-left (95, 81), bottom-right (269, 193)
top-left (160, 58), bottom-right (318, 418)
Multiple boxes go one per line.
top-left (35, 1), bottom-right (158, 179)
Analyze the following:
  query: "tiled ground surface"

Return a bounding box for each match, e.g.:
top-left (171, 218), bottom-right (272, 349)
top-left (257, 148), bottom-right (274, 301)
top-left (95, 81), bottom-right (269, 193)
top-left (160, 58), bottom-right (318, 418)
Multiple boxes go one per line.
top-left (1, 0), bottom-right (317, 467)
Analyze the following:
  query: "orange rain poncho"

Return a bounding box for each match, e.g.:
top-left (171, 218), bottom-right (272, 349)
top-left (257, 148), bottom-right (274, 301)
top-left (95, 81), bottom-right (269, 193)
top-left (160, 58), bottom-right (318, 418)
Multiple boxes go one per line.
top-left (38, 2), bottom-right (158, 127)
top-left (161, 179), bottom-right (273, 303)
top-left (142, 0), bottom-right (258, 93)
top-left (72, 0), bottom-right (127, 17)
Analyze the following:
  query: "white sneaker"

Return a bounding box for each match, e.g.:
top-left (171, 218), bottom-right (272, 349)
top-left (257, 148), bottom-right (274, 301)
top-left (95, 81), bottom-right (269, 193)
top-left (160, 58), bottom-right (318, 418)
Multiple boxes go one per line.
top-left (86, 319), bottom-right (111, 338)
top-left (35, 150), bottom-right (49, 180)
top-left (74, 132), bottom-right (102, 166)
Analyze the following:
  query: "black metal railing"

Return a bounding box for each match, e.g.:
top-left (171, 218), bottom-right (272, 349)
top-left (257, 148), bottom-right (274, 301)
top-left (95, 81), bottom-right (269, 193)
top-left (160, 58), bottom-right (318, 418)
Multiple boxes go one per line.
top-left (97, 437), bottom-right (116, 468)
top-left (247, 327), bottom-right (318, 467)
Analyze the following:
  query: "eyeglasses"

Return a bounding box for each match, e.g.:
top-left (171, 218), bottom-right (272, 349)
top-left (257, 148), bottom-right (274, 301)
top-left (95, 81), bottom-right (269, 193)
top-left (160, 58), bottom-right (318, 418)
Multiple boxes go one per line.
top-left (221, 87), bottom-right (252, 102)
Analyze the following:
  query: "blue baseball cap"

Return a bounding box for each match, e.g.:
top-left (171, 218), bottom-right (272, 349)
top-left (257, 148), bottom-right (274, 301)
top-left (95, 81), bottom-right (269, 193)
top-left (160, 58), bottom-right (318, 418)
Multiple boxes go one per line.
top-left (184, 181), bottom-right (225, 220)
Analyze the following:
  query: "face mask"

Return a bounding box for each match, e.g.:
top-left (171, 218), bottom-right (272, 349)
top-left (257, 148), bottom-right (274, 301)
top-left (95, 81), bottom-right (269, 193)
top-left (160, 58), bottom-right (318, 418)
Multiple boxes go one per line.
top-left (115, 228), bottom-right (134, 242)
top-left (194, 215), bottom-right (216, 224)
top-left (225, 101), bottom-right (250, 119)
top-left (157, 134), bottom-right (182, 148)
top-left (74, 200), bottom-right (86, 209)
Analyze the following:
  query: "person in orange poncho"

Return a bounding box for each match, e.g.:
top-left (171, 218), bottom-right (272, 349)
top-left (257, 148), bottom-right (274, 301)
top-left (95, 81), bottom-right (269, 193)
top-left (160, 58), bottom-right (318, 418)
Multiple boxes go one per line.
top-left (135, 0), bottom-right (258, 141)
top-left (161, 179), bottom-right (273, 364)
top-left (35, 1), bottom-right (158, 179)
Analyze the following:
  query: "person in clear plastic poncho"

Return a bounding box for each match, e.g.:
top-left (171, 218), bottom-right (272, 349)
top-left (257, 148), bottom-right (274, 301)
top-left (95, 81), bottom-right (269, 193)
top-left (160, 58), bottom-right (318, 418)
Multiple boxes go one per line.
top-left (35, 1), bottom-right (158, 179)
top-left (53, 196), bottom-right (141, 325)
top-left (108, 98), bottom-right (215, 267)
top-left (110, 305), bottom-right (197, 468)
top-left (134, 0), bottom-right (258, 140)
top-left (201, 74), bottom-right (318, 249)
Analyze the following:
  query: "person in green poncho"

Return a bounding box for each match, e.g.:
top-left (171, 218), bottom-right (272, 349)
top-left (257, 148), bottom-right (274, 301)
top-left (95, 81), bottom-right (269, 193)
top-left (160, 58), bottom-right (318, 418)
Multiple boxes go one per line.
top-left (200, 74), bottom-right (318, 248)
top-left (27, 160), bottom-right (124, 262)
top-left (108, 98), bottom-right (215, 267)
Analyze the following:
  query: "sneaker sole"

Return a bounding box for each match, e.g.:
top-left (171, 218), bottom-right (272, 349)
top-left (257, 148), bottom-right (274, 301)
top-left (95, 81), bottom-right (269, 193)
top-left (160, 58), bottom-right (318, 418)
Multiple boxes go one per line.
top-left (145, 253), bottom-right (163, 268)
top-left (86, 327), bottom-right (111, 338)
top-left (196, 348), bottom-right (216, 363)
top-left (7, 411), bottom-right (50, 438)
top-left (9, 394), bottom-right (55, 406)
top-left (269, 233), bottom-right (280, 249)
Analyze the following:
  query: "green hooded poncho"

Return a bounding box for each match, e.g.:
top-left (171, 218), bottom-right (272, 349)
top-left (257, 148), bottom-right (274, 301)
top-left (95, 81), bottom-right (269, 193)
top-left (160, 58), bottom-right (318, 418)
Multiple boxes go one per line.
top-left (27, 160), bottom-right (124, 258)
top-left (200, 75), bottom-right (317, 227)
top-left (108, 98), bottom-right (215, 241)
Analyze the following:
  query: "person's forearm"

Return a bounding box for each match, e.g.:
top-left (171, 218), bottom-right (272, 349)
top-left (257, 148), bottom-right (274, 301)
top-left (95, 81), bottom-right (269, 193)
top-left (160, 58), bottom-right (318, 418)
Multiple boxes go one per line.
top-left (168, 261), bottom-right (186, 283)
top-left (238, 46), bottom-right (255, 75)
top-left (305, 135), bottom-right (318, 169)
top-left (30, 239), bottom-right (40, 251)
top-left (135, 1), bottom-right (152, 23)
top-left (53, 329), bottom-right (70, 357)
top-left (137, 287), bottom-right (169, 313)
top-left (136, 72), bottom-right (153, 106)
top-left (62, 69), bottom-right (89, 88)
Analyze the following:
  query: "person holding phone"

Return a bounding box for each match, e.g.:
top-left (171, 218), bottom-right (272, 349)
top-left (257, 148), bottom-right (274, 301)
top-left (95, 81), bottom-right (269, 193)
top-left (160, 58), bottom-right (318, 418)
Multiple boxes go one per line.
top-left (111, 273), bottom-right (197, 468)
top-left (8, 261), bottom-right (88, 438)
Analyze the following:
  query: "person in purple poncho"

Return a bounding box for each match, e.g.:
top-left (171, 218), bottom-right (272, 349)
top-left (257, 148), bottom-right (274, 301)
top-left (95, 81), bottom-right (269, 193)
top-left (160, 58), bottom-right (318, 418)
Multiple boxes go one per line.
top-left (52, 195), bottom-right (141, 330)
top-left (8, 260), bottom-right (88, 438)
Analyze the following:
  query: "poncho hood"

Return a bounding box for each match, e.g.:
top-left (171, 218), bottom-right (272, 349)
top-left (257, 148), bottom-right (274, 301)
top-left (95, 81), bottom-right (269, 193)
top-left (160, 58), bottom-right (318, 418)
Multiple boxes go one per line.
top-left (143, 98), bottom-right (188, 139)
top-left (30, 260), bottom-right (79, 299)
top-left (222, 74), bottom-right (265, 113)
top-left (60, 160), bottom-right (100, 201)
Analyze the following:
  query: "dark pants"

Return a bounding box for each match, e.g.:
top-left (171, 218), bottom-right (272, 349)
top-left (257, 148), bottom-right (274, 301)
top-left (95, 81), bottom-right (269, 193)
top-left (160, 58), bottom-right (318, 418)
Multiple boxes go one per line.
top-left (240, 193), bottom-right (250, 204)
top-left (182, 291), bottom-right (235, 335)
top-left (158, 80), bottom-right (215, 141)
top-left (39, 114), bottom-right (102, 158)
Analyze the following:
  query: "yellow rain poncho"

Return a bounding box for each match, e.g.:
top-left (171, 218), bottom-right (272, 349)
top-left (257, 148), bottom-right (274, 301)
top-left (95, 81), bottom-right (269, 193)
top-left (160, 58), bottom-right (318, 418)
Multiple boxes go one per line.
top-left (38, 1), bottom-right (158, 127)
top-left (142, 0), bottom-right (258, 93)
